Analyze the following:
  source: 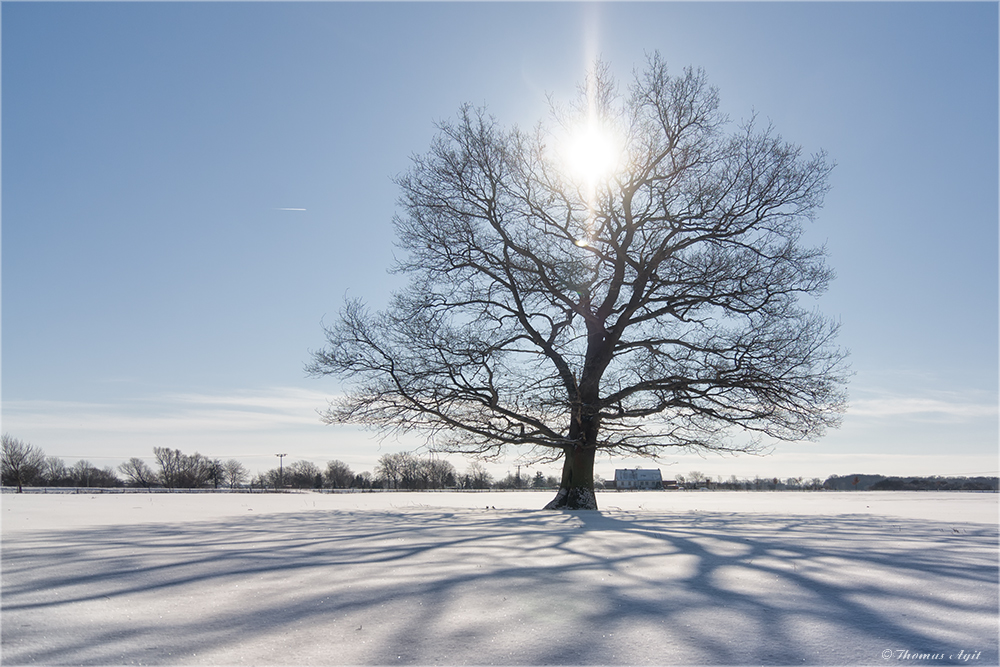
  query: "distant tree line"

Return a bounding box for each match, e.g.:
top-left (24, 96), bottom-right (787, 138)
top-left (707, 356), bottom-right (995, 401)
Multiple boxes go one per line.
top-left (6, 434), bottom-right (995, 494)
top-left (672, 472), bottom-right (828, 491)
top-left (1, 434), bottom-right (122, 492)
top-left (252, 453), bottom-right (562, 491)
top-left (0, 434), bottom-right (563, 493)
top-left (616, 471), bottom-right (999, 492)
top-left (824, 474), bottom-right (998, 492)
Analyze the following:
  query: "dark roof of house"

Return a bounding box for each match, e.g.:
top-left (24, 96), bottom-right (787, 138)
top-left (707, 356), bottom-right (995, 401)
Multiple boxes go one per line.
top-left (614, 468), bottom-right (663, 482)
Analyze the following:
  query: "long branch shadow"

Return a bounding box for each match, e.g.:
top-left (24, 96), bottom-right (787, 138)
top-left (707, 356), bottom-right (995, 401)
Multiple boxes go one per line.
top-left (2, 506), bottom-right (997, 665)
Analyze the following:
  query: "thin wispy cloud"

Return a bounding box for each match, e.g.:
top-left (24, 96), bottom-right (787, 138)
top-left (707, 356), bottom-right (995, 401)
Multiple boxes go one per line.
top-left (162, 387), bottom-right (332, 412)
top-left (847, 390), bottom-right (998, 421)
top-left (1, 387), bottom-right (374, 467)
top-left (3, 387), bottom-right (335, 437)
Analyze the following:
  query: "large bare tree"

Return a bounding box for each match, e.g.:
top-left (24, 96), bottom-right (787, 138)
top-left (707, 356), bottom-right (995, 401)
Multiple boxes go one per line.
top-left (310, 56), bottom-right (849, 509)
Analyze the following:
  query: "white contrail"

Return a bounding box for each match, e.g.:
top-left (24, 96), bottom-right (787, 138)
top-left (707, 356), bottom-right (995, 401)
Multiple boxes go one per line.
top-left (274, 207), bottom-right (307, 211)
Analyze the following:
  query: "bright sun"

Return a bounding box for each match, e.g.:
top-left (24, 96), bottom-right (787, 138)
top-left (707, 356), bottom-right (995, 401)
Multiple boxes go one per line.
top-left (563, 122), bottom-right (620, 187)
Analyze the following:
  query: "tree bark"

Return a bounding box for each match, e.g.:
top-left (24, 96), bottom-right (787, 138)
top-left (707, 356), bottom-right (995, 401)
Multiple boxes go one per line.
top-left (545, 351), bottom-right (606, 511)
top-left (544, 444), bottom-right (598, 510)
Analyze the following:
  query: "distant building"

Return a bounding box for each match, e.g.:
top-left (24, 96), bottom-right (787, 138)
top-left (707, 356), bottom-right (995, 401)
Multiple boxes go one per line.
top-left (614, 468), bottom-right (664, 490)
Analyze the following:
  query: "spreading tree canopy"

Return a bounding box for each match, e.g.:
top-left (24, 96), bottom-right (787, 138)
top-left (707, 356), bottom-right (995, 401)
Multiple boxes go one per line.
top-left (309, 56), bottom-right (849, 509)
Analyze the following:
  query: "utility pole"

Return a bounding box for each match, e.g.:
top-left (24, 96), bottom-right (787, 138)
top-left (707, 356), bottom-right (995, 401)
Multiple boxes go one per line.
top-left (276, 453), bottom-right (287, 488)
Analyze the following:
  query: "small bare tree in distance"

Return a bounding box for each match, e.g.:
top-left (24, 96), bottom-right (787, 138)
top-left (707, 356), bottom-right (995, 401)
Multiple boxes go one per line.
top-left (1, 434), bottom-right (46, 493)
top-left (324, 460), bottom-right (354, 488)
top-left (223, 459), bottom-right (249, 489)
top-left (309, 54), bottom-right (849, 509)
top-left (119, 457), bottom-right (157, 489)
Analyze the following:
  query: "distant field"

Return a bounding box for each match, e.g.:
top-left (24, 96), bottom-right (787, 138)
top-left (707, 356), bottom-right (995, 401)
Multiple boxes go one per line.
top-left (3, 489), bottom-right (997, 529)
top-left (3, 492), bottom-right (997, 665)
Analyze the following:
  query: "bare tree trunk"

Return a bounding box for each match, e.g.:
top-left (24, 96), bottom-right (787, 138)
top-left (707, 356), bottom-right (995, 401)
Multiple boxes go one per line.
top-left (545, 400), bottom-right (601, 510)
top-left (546, 339), bottom-right (606, 510)
top-left (544, 445), bottom-right (598, 510)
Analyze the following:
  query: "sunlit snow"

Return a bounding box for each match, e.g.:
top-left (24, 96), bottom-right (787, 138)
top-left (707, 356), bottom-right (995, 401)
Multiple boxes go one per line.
top-left (2, 491), bottom-right (996, 665)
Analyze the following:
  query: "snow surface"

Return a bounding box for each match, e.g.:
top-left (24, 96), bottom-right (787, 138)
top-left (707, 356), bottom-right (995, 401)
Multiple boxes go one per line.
top-left (2, 491), bottom-right (997, 665)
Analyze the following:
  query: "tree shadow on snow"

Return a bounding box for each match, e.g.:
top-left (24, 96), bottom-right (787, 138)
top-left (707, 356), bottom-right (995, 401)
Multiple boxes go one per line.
top-left (2, 505), bottom-right (997, 665)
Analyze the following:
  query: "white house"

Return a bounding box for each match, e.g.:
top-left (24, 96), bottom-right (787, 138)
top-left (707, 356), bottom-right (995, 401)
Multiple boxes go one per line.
top-left (614, 468), bottom-right (664, 490)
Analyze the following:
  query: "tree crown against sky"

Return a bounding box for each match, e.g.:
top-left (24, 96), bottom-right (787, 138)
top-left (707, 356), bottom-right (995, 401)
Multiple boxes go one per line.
top-left (309, 55), bottom-right (850, 509)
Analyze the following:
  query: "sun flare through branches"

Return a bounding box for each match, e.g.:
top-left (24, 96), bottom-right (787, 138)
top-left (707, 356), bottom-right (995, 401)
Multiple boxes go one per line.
top-left (556, 118), bottom-right (621, 247)
top-left (563, 120), bottom-right (620, 189)
top-left (552, 63), bottom-right (624, 247)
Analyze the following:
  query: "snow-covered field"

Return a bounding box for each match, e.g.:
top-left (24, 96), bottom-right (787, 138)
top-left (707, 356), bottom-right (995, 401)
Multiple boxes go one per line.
top-left (2, 491), bottom-right (997, 665)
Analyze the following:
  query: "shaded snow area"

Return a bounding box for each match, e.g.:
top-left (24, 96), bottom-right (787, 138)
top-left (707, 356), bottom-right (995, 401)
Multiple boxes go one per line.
top-left (2, 492), bottom-right (997, 665)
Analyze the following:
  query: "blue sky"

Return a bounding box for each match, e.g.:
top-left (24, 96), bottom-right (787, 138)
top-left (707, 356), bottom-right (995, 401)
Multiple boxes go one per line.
top-left (3, 2), bottom-right (997, 483)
